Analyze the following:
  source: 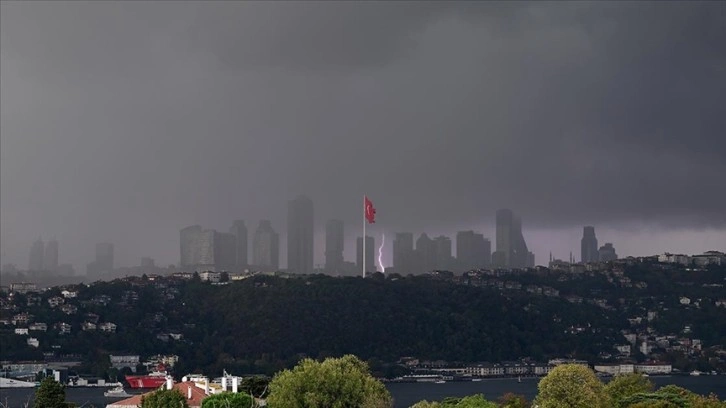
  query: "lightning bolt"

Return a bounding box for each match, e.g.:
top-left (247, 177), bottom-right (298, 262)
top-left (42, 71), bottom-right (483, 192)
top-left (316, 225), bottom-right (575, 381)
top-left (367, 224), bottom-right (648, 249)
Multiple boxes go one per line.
top-left (378, 233), bottom-right (386, 273)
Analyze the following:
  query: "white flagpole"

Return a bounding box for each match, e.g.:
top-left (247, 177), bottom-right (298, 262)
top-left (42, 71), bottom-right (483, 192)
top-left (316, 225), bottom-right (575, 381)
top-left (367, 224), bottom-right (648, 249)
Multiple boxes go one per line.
top-left (363, 195), bottom-right (366, 279)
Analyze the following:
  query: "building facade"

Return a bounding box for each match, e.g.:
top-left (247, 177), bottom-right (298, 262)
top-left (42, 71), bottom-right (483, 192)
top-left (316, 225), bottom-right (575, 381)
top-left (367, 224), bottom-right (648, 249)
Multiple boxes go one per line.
top-left (287, 195), bottom-right (314, 274)
top-left (325, 220), bottom-right (345, 274)
top-left (229, 220), bottom-right (248, 270)
top-left (581, 226), bottom-right (599, 263)
top-left (253, 220), bottom-right (279, 271)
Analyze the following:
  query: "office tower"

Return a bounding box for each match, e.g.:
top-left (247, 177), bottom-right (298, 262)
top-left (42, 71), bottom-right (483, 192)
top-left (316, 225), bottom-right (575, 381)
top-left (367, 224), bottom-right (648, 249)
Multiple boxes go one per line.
top-left (95, 243), bottom-right (114, 271)
top-left (494, 209), bottom-right (533, 268)
top-left (393, 233), bottom-right (414, 275)
top-left (214, 232), bottom-right (237, 271)
top-left (456, 231), bottom-right (491, 271)
top-left (433, 235), bottom-right (453, 271)
top-left (179, 226), bottom-right (216, 271)
top-left (356, 236), bottom-right (375, 273)
top-left (43, 239), bottom-right (59, 272)
top-left (599, 243), bottom-right (618, 262)
top-left (416, 233), bottom-right (436, 273)
top-left (581, 226), bottom-right (599, 263)
top-left (253, 220), bottom-right (279, 271)
top-left (28, 238), bottom-right (44, 271)
top-left (287, 195), bottom-right (314, 274)
top-left (229, 220), bottom-right (248, 269)
top-left (325, 220), bottom-right (345, 274)
top-left (180, 225), bottom-right (202, 269)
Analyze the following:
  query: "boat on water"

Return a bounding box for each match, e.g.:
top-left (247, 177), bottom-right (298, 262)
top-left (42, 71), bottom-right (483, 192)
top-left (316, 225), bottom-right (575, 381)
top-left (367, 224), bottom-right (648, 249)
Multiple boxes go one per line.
top-left (0, 377), bottom-right (36, 388)
top-left (690, 371), bottom-right (702, 376)
top-left (435, 380), bottom-right (446, 384)
top-left (125, 370), bottom-right (168, 389)
top-left (104, 386), bottom-right (132, 398)
top-left (518, 376), bottom-right (522, 383)
top-left (471, 378), bottom-right (483, 382)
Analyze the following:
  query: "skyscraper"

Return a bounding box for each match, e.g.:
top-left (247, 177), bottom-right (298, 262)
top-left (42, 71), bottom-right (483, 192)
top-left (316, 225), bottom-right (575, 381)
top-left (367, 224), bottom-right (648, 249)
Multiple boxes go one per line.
top-left (214, 232), bottom-right (237, 271)
top-left (433, 235), bottom-right (453, 271)
top-left (253, 220), bottom-right (279, 271)
top-left (581, 226), bottom-right (599, 263)
top-left (287, 195), bottom-right (314, 274)
top-left (599, 243), bottom-right (618, 261)
top-left (325, 220), bottom-right (344, 274)
top-left (416, 233), bottom-right (436, 273)
top-left (28, 238), bottom-right (44, 271)
top-left (44, 239), bottom-right (59, 272)
top-left (356, 236), bottom-right (375, 273)
top-left (456, 231), bottom-right (491, 271)
top-left (95, 243), bottom-right (114, 272)
top-left (180, 225), bottom-right (216, 271)
top-left (393, 233), bottom-right (414, 275)
top-left (493, 209), bottom-right (533, 268)
top-left (229, 220), bottom-right (248, 269)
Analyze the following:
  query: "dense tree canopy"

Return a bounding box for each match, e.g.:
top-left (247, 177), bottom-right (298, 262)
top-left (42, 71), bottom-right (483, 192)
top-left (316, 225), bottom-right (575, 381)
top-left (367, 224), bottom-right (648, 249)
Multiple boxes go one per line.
top-left (34, 377), bottom-right (73, 408)
top-left (266, 355), bottom-right (392, 408)
top-left (533, 364), bottom-right (609, 408)
top-left (200, 391), bottom-right (253, 408)
top-left (605, 373), bottom-right (655, 407)
top-left (140, 389), bottom-right (190, 408)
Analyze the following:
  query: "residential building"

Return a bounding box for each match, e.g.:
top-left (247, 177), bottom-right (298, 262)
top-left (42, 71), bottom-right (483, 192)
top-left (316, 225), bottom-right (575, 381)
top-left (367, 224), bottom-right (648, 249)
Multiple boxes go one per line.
top-left (180, 226), bottom-right (216, 271)
top-left (433, 235), bottom-right (453, 271)
top-left (416, 233), bottom-right (436, 273)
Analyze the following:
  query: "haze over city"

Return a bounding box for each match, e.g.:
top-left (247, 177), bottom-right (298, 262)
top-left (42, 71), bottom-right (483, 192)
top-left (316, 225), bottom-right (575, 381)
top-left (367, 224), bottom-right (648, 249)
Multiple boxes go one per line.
top-left (1, 2), bottom-right (724, 272)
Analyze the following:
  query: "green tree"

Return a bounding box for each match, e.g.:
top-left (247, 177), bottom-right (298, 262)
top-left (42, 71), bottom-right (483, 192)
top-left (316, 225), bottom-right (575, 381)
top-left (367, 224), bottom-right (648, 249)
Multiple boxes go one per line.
top-left (34, 377), bottom-right (73, 408)
top-left (140, 389), bottom-right (190, 408)
top-left (533, 364), bottom-right (609, 408)
top-left (498, 393), bottom-right (530, 408)
top-left (444, 394), bottom-right (497, 407)
top-left (266, 355), bottom-right (392, 408)
top-left (240, 376), bottom-right (270, 399)
top-left (409, 401), bottom-right (440, 408)
top-left (605, 373), bottom-right (654, 407)
top-left (201, 392), bottom-right (253, 408)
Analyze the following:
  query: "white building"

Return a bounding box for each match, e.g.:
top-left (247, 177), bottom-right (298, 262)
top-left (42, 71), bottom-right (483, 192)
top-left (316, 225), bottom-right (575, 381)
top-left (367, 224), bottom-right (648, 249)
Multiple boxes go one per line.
top-left (99, 322), bottom-right (117, 333)
top-left (635, 364), bottom-right (672, 375)
top-left (14, 328), bottom-right (29, 335)
top-left (27, 337), bottom-right (39, 348)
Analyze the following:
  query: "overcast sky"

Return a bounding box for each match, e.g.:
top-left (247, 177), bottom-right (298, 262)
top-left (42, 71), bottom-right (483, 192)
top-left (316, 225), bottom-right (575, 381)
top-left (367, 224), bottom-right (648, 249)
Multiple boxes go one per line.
top-left (1, 1), bottom-right (724, 271)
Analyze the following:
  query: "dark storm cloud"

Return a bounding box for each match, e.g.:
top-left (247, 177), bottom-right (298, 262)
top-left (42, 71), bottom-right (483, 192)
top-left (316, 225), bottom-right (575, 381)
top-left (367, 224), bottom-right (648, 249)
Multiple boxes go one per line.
top-left (1, 1), bottom-right (724, 269)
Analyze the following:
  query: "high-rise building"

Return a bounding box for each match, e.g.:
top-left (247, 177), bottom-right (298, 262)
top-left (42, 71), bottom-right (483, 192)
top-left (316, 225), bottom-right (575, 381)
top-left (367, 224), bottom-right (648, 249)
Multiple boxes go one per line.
top-left (180, 225), bottom-right (216, 271)
top-left (356, 236), bottom-right (375, 274)
top-left (43, 239), bottom-right (59, 272)
top-left (95, 243), bottom-right (114, 272)
top-left (253, 220), bottom-right (279, 271)
top-left (393, 233), bottom-right (414, 275)
top-left (325, 220), bottom-right (345, 274)
top-left (599, 243), bottom-right (618, 262)
top-left (28, 238), bottom-right (44, 271)
top-left (415, 233), bottom-right (436, 273)
top-left (456, 231), bottom-right (491, 271)
top-left (433, 235), bottom-right (453, 271)
top-left (287, 195), bottom-right (314, 274)
top-left (493, 209), bottom-right (533, 268)
top-left (229, 220), bottom-right (248, 269)
top-left (214, 232), bottom-right (237, 271)
top-left (581, 226), bottom-right (599, 263)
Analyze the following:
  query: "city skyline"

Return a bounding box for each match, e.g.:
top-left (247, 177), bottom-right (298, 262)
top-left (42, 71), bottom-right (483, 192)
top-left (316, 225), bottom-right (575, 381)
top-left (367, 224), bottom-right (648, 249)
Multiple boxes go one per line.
top-left (2, 2), bottom-right (724, 270)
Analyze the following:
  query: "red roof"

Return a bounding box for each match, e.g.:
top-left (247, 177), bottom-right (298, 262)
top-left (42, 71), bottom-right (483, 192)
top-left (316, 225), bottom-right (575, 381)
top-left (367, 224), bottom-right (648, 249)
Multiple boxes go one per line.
top-left (106, 381), bottom-right (208, 408)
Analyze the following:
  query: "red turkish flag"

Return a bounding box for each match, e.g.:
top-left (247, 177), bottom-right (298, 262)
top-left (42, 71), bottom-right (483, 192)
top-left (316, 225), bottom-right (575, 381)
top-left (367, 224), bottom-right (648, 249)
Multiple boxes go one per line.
top-left (365, 196), bottom-right (376, 224)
